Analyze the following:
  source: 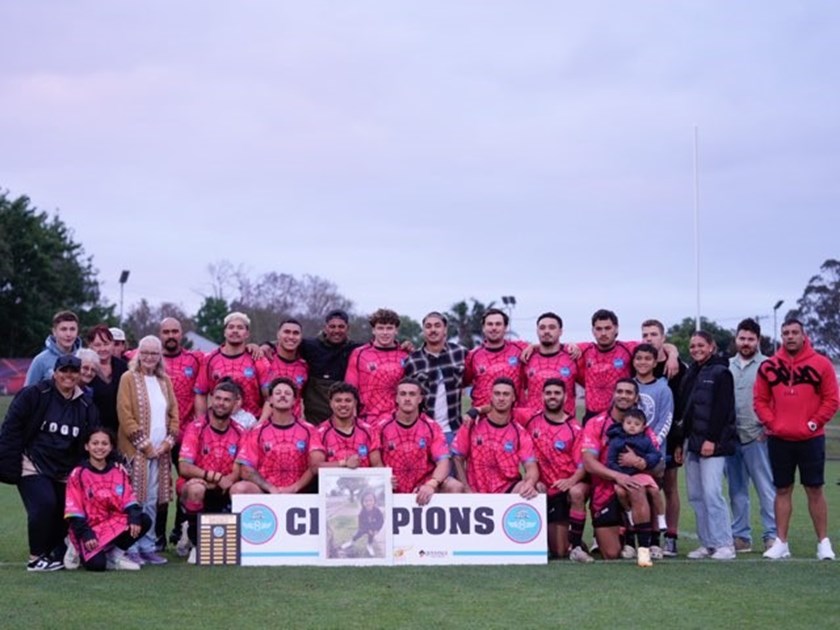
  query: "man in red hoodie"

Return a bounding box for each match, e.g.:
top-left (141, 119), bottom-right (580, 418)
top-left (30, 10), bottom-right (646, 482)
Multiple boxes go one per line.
top-left (754, 318), bottom-right (839, 560)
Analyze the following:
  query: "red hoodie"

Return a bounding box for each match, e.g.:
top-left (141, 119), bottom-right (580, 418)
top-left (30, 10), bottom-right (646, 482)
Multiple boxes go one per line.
top-left (754, 338), bottom-right (839, 441)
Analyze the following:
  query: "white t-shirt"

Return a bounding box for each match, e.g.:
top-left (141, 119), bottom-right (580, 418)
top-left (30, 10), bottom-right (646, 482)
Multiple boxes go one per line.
top-left (433, 370), bottom-right (451, 434)
top-left (145, 375), bottom-right (168, 447)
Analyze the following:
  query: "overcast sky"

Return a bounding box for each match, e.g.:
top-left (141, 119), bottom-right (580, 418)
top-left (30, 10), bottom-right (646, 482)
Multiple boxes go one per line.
top-left (2, 1), bottom-right (838, 342)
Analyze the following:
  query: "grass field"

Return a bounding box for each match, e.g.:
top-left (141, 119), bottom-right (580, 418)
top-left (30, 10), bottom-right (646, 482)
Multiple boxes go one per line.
top-left (1, 398), bottom-right (840, 629)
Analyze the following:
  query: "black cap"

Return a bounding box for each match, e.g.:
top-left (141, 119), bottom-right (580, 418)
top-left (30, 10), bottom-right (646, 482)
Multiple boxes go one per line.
top-left (325, 309), bottom-right (349, 324)
top-left (54, 355), bottom-right (82, 371)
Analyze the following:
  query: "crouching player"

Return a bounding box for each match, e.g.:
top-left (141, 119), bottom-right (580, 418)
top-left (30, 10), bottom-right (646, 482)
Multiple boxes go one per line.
top-left (377, 379), bottom-right (463, 505)
top-left (310, 382), bottom-right (383, 471)
top-left (178, 380), bottom-right (246, 562)
top-left (64, 428), bottom-right (151, 571)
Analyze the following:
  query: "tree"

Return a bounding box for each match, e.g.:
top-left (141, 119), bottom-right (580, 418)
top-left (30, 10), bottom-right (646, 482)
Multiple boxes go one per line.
top-left (398, 315), bottom-right (423, 348)
top-left (666, 317), bottom-right (735, 362)
top-left (787, 258), bottom-right (840, 359)
top-left (0, 191), bottom-right (114, 356)
top-left (123, 299), bottom-right (193, 344)
top-left (446, 298), bottom-right (495, 349)
top-left (195, 296), bottom-right (229, 343)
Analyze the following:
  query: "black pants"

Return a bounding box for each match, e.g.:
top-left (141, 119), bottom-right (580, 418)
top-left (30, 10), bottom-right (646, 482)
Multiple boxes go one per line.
top-left (83, 514), bottom-right (153, 572)
top-left (18, 475), bottom-right (67, 558)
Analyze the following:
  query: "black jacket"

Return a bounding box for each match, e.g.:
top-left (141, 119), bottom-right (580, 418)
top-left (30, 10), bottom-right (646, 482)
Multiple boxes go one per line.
top-left (682, 356), bottom-right (736, 456)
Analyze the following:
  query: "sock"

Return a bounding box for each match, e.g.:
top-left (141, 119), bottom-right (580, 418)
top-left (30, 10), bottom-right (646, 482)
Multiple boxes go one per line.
top-left (665, 530), bottom-right (678, 540)
top-left (568, 510), bottom-right (586, 548)
top-left (651, 529), bottom-right (661, 547)
top-left (636, 522), bottom-right (652, 548)
top-left (657, 514), bottom-right (667, 531)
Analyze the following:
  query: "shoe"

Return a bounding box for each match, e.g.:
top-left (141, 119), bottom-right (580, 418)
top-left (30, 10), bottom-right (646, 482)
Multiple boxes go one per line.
top-left (106, 549), bottom-right (141, 571)
top-left (569, 546), bottom-right (594, 564)
top-left (366, 544), bottom-right (375, 557)
top-left (817, 538), bottom-right (835, 561)
top-left (187, 547), bottom-right (197, 565)
top-left (649, 545), bottom-right (664, 560)
top-left (340, 541), bottom-right (352, 550)
top-left (589, 538), bottom-right (599, 555)
top-left (637, 547), bottom-right (652, 567)
top-left (27, 555), bottom-right (65, 572)
top-left (662, 537), bottom-right (678, 557)
top-left (687, 546), bottom-right (712, 559)
top-left (63, 537), bottom-right (80, 570)
top-left (733, 537), bottom-right (752, 553)
top-left (139, 550), bottom-right (168, 565)
top-left (125, 550), bottom-right (146, 566)
top-left (168, 526), bottom-right (182, 547)
top-left (762, 538), bottom-right (791, 560)
top-left (155, 535), bottom-right (166, 553)
top-left (763, 538), bottom-right (775, 553)
top-left (175, 522), bottom-right (192, 558)
top-left (711, 546), bottom-right (736, 560)
top-left (620, 544), bottom-right (637, 559)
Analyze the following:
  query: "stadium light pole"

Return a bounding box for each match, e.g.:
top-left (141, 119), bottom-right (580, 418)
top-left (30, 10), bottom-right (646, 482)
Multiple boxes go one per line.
top-left (693, 125), bottom-right (701, 332)
top-left (119, 270), bottom-right (131, 325)
top-left (773, 299), bottom-right (784, 351)
top-left (501, 296), bottom-right (517, 337)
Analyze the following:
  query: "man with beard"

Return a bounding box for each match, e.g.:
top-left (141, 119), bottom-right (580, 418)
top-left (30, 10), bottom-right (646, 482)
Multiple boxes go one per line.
top-left (520, 312), bottom-right (577, 417)
top-left (265, 319), bottom-right (309, 419)
top-left (310, 382), bottom-right (382, 470)
top-left (464, 309), bottom-right (529, 409)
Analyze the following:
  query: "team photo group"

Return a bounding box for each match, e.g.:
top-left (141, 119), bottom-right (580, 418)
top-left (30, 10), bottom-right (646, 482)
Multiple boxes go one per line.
top-left (0, 303), bottom-right (836, 572)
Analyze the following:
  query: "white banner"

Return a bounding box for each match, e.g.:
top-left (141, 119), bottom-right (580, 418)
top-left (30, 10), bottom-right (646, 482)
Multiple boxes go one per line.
top-left (232, 494), bottom-right (547, 566)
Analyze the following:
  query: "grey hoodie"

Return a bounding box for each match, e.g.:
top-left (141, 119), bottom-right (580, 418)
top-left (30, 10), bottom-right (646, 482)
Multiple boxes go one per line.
top-left (24, 335), bottom-right (83, 386)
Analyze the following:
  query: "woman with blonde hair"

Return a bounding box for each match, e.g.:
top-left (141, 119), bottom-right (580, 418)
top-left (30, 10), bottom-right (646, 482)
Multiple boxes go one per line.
top-left (117, 335), bottom-right (179, 565)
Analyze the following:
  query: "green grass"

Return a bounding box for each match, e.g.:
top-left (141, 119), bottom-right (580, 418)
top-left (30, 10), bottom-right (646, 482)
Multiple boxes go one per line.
top-left (2, 397), bottom-right (840, 629)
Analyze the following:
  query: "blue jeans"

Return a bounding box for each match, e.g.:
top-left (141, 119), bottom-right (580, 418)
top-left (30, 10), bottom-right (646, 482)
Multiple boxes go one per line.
top-left (726, 438), bottom-right (776, 544)
top-left (685, 451), bottom-right (733, 549)
top-left (130, 458), bottom-right (160, 554)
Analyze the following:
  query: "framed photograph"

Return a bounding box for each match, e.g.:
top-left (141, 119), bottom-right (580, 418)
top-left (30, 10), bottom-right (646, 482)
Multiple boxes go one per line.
top-left (319, 467), bottom-right (393, 566)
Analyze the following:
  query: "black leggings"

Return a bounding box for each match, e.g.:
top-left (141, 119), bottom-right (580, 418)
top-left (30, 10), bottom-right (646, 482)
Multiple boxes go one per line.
top-left (17, 475), bottom-right (67, 558)
top-left (83, 514), bottom-right (153, 572)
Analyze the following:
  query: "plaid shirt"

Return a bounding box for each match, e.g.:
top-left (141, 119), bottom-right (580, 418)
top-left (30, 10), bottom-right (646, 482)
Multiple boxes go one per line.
top-left (404, 341), bottom-right (467, 432)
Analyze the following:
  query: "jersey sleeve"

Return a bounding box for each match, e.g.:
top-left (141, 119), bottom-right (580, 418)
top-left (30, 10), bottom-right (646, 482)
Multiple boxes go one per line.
top-left (179, 422), bottom-right (200, 464)
top-left (121, 470), bottom-right (139, 510)
top-left (256, 357), bottom-right (273, 390)
top-left (194, 353), bottom-right (212, 395)
top-left (451, 422), bottom-right (471, 457)
top-left (235, 428), bottom-right (260, 469)
top-left (428, 422), bottom-right (450, 462)
top-left (64, 467), bottom-right (86, 519)
top-left (517, 425), bottom-right (536, 464)
top-left (579, 420), bottom-right (602, 456)
top-left (309, 426), bottom-right (326, 453)
top-left (344, 347), bottom-right (362, 387)
top-left (463, 349), bottom-right (476, 387)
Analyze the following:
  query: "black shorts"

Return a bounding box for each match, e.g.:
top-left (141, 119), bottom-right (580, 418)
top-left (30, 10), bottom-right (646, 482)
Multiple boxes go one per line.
top-left (591, 496), bottom-right (623, 528)
top-left (546, 492), bottom-right (571, 524)
top-left (768, 435), bottom-right (825, 488)
top-left (203, 489), bottom-right (231, 513)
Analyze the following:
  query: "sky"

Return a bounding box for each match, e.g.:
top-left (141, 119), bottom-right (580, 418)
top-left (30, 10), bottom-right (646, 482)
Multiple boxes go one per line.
top-left (2, 1), bottom-right (838, 342)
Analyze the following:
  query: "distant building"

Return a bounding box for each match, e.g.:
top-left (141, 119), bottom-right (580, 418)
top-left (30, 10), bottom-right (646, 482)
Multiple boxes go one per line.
top-left (185, 331), bottom-right (219, 353)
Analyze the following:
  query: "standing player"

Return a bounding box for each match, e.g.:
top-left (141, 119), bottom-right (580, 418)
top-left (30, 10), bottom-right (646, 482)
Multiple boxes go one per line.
top-left (310, 382), bottom-right (383, 470)
top-left (452, 377), bottom-right (539, 497)
top-left (377, 379), bottom-right (463, 505)
top-left (178, 381), bottom-right (246, 562)
top-left (463, 309), bottom-right (529, 409)
top-left (520, 312), bottom-right (577, 417)
top-left (264, 319), bottom-right (309, 419)
top-left (232, 378), bottom-right (317, 495)
top-left (345, 308), bottom-right (408, 425)
top-left (524, 379), bottom-right (590, 562)
top-left (194, 312), bottom-right (272, 418)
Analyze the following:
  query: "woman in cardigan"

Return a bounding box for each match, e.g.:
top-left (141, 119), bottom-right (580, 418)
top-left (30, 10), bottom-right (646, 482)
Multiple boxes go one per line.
top-left (117, 335), bottom-right (179, 565)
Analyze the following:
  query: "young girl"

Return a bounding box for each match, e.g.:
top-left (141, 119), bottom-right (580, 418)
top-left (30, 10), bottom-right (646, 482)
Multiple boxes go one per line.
top-left (64, 428), bottom-right (151, 571)
top-left (340, 490), bottom-right (385, 557)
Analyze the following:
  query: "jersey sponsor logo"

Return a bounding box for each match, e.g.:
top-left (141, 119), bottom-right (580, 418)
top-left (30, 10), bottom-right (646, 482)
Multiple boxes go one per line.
top-left (244, 367), bottom-right (255, 378)
top-left (387, 441), bottom-right (396, 451)
top-left (295, 375), bottom-right (305, 385)
top-left (358, 445), bottom-right (369, 456)
top-left (263, 442), bottom-right (272, 453)
top-left (503, 441), bottom-right (514, 453)
top-left (367, 362), bottom-right (378, 372)
top-left (554, 440), bottom-right (566, 451)
top-left (295, 440), bottom-right (306, 452)
top-left (613, 358), bottom-right (625, 369)
top-left (560, 367), bottom-right (571, 377)
top-left (508, 357), bottom-right (519, 366)
top-left (502, 503), bottom-right (542, 544)
top-left (240, 504), bottom-right (278, 545)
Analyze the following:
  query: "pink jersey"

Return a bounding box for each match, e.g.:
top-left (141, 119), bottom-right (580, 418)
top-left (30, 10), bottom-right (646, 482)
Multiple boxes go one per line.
top-left (195, 349), bottom-right (272, 416)
top-left (345, 343), bottom-right (408, 424)
top-left (576, 341), bottom-right (638, 414)
top-left (377, 414), bottom-right (450, 493)
top-left (268, 354), bottom-right (309, 417)
top-left (452, 416), bottom-right (536, 493)
top-left (236, 419), bottom-right (317, 489)
top-left (311, 419), bottom-right (380, 467)
top-left (521, 347), bottom-right (578, 416)
top-left (464, 340), bottom-right (529, 408)
top-left (64, 462), bottom-right (138, 560)
top-left (179, 416), bottom-right (245, 476)
top-left (164, 350), bottom-right (203, 433)
top-left (523, 412), bottom-right (582, 496)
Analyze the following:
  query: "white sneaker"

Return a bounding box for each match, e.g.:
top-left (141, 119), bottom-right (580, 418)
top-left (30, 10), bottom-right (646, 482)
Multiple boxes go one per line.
top-left (175, 522), bottom-right (192, 558)
top-left (649, 545), bottom-right (664, 560)
top-left (187, 547), bottom-right (197, 565)
top-left (687, 546), bottom-right (712, 559)
top-left (762, 538), bottom-right (791, 560)
top-left (63, 537), bottom-right (80, 570)
top-left (620, 544), bottom-right (637, 559)
top-left (340, 541), bottom-right (353, 550)
top-left (106, 548), bottom-right (141, 571)
top-left (817, 538), bottom-right (835, 560)
top-left (366, 543), bottom-right (376, 556)
top-left (569, 546), bottom-right (594, 564)
top-left (711, 546), bottom-right (736, 560)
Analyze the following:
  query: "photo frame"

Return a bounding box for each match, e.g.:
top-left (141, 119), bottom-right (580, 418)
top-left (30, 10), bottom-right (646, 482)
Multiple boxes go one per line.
top-left (319, 467), bottom-right (393, 566)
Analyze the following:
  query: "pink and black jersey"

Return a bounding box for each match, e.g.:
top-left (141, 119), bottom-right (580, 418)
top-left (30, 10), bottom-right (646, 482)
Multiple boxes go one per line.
top-left (164, 350), bottom-right (203, 433)
top-left (311, 420), bottom-right (380, 467)
top-left (576, 341), bottom-right (637, 415)
top-left (64, 462), bottom-right (138, 560)
top-left (268, 355), bottom-right (309, 417)
top-left (452, 416), bottom-right (536, 493)
top-left (524, 412), bottom-right (582, 496)
top-left (236, 419), bottom-right (317, 489)
top-left (377, 414), bottom-right (450, 493)
top-left (179, 416), bottom-right (245, 476)
top-left (345, 343), bottom-right (408, 424)
top-left (195, 349), bottom-right (272, 416)
top-left (464, 340), bottom-right (529, 408)
top-left (521, 348), bottom-right (578, 416)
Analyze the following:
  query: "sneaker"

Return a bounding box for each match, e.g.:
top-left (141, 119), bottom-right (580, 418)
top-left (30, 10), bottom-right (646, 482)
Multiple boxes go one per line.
top-left (106, 549), bottom-right (141, 571)
top-left (662, 537), bottom-right (678, 557)
top-left (187, 547), bottom-right (197, 565)
top-left (620, 544), bottom-right (637, 559)
top-left (817, 538), bottom-right (835, 561)
top-left (27, 556), bottom-right (65, 572)
top-left (175, 522), bottom-right (192, 558)
top-left (762, 538), bottom-right (791, 560)
top-left (733, 537), bottom-right (752, 553)
top-left (687, 546), bottom-right (712, 559)
top-left (589, 538), bottom-right (599, 555)
top-left (711, 546), bottom-right (736, 560)
top-left (155, 535), bottom-right (166, 553)
top-left (340, 541), bottom-right (353, 550)
top-left (637, 547), bottom-right (652, 567)
top-left (139, 550), bottom-right (168, 565)
top-left (763, 538), bottom-right (775, 553)
top-left (63, 538), bottom-right (80, 570)
top-left (125, 550), bottom-right (146, 566)
top-left (366, 543), bottom-right (376, 557)
top-left (649, 545), bottom-right (664, 560)
top-left (569, 546), bottom-right (594, 564)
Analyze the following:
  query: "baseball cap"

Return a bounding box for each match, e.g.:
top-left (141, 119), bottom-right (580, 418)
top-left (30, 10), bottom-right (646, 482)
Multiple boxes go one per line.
top-left (55, 355), bottom-right (82, 371)
top-left (109, 327), bottom-right (127, 342)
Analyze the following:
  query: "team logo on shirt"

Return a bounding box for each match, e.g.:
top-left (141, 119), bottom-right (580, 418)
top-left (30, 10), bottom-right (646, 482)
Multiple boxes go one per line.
top-left (368, 363), bottom-right (377, 372)
top-left (554, 440), bottom-right (566, 451)
top-left (241, 504), bottom-right (278, 545)
top-left (263, 442), bottom-right (273, 453)
top-left (418, 438), bottom-right (427, 449)
top-left (295, 375), bottom-right (305, 385)
top-left (560, 367), bottom-right (571, 377)
top-left (388, 441), bottom-right (396, 451)
top-left (295, 440), bottom-right (306, 452)
top-left (508, 357), bottom-right (519, 366)
top-left (613, 358), bottom-right (625, 369)
top-left (502, 503), bottom-right (542, 544)
top-left (504, 441), bottom-right (514, 453)
top-left (244, 367), bottom-right (255, 378)
top-left (358, 445), bottom-right (369, 456)
top-left (115, 484), bottom-right (124, 496)
top-left (184, 367), bottom-right (194, 377)
top-left (228, 444), bottom-right (237, 456)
